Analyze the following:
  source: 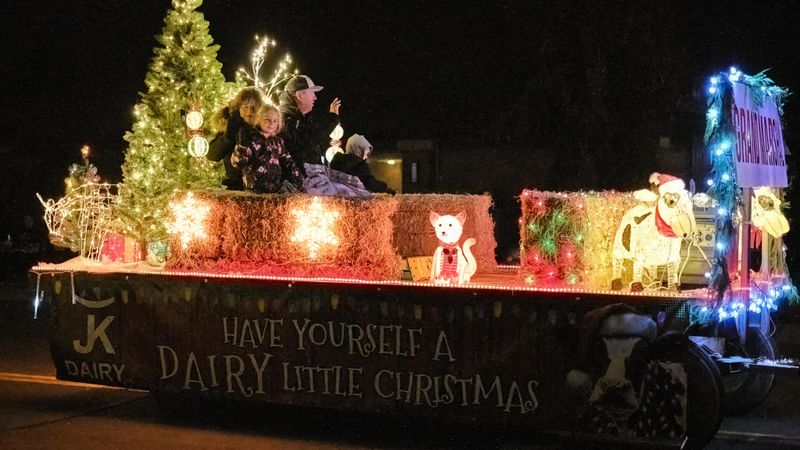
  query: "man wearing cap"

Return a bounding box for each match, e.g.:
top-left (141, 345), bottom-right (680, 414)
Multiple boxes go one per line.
top-left (278, 75), bottom-right (342, 174)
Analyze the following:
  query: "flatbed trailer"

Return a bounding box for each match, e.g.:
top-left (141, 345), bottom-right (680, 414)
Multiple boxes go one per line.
top-left (31, 262), bottom-right (732, 449)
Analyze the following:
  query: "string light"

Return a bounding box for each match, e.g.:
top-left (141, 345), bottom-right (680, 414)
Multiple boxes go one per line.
top-left (168, 192), bottom-right (210, 250)
top-left (235, 35), bottom-right (299, 105)
top-left (117, 0), bottom-right (234, 243)
top-left (30, 261), bottom-right (710, 300)
top-left (37, 147), bottom-right (116, 263)
top-left (290, 197), bottom-right (341, 259)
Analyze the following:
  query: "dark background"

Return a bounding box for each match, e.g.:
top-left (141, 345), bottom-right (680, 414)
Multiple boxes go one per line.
top-left (1, 0), bottom-right (799, 267)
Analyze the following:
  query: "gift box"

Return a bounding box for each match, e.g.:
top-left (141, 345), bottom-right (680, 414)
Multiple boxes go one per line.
top-left (100, 233), bottom-right (142, 263)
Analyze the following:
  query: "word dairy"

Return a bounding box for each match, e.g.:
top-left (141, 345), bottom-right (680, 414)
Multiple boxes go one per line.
top-left (63, 359), bottom-right (125, 383)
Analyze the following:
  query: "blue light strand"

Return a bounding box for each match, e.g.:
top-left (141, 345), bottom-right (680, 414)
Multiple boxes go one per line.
top-left (692, 280), bottom-right (793, 323)
top-left (703, 67), bottom-right (790, 303)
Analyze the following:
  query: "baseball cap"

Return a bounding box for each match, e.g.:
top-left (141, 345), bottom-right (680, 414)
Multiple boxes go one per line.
top-left (285, 75), bottom-right (324, 93)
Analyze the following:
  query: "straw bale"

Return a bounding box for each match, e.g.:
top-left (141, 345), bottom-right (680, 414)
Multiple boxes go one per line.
top-left (519, 190), bottom-right (637, 289)
top-left (168, 190), bottom-right (401, 279)
top-left (393, 194), bottom-right (497, 272)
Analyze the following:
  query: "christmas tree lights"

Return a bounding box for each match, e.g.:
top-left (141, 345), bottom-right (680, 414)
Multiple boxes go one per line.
top-left (117, 0), bottom-right (238, 243)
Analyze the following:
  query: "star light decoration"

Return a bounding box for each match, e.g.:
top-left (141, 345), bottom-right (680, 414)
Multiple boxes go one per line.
top-left (290, 197), bottom-right (340, 259)
top-left (168, 192), bottom-right (210, 250)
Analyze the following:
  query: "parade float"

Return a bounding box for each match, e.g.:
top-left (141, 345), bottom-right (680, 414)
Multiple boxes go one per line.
top-left (28, 1), bottom-right (798, 449)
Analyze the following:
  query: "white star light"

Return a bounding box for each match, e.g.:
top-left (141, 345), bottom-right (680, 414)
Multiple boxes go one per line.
top-left (290, 197), bottom-right (340, 258)
top-left (168, 192), bottom-right (210, 249)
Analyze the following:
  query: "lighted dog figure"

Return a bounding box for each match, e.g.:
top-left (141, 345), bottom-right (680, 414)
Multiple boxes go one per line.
top-left (429, 211), bottom-right (477, 284)
top-left (566, 304), bottom-right (685, 439)
top-left (611, 173), bottom-right (696, 291)
top-left (752, 187), bottom-right (789, 238)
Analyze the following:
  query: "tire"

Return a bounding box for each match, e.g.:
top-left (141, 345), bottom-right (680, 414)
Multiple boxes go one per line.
top-left (720, 327), bottom-right (776, 415)
top-left (685, 340), bottom-right (724, 450)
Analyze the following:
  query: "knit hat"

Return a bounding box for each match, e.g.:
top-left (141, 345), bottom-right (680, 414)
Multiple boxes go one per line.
top-left (649, 172), bottom-right (685, 195)
top-left (346, 134), bottom-right (372, 159)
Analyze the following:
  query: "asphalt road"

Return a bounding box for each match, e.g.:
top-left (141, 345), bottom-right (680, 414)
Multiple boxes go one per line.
top-left (1, 273), bottom-right (799, 449)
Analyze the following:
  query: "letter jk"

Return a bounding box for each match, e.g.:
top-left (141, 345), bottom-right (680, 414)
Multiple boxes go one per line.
top-left (73, 315), bottom-right (116, 354)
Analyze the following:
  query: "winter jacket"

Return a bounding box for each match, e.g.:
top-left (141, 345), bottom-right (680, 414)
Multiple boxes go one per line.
top-left (278, 96), bottom-right (340, 175)
top-left (330, 153), bottom-right (394, 194)
top-left (206, 109), bottom-right (247, 190)
top-left (232, 126), bottom-right (303, 194)
top-left (330, 133), bottom-right (395, 194)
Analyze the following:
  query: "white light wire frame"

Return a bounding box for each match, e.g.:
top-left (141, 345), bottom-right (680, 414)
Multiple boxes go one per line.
top-left (37, 183), bottom-right (118, 261)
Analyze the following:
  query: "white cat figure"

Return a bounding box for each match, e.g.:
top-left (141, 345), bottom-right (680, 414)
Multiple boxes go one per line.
top-left (429, 211), bottom-right (478, 284)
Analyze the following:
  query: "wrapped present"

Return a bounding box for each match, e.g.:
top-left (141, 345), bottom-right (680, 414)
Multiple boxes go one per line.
top-left (100, 233), bottom-right (142, 263)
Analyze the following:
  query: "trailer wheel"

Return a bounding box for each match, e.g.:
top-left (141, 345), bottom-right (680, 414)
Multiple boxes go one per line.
top-left (685, 340), bottom-right (723, 450)
top-left (721, 327), bottom-right (776, 415)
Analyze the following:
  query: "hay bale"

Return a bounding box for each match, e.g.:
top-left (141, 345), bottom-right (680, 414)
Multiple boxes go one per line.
top-left (393, 194), bottom-right (497, 272)
top-left (519, 190), bottom-right (637, 289)
top-left (168, 190), bottom-right (401, 279)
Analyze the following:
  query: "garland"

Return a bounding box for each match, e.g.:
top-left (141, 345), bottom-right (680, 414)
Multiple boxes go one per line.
top-left (703, 67), bottom-right (791, 306)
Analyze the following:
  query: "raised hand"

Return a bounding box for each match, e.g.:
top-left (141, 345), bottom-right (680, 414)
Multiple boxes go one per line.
top-left (329, 97), bottom-right (342, 115)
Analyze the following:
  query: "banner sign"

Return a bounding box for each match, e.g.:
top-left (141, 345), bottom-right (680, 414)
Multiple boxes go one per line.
top-left (731, 82), bottom-right (788, 187)
top-left (44, 273), bottom-right (687, 444)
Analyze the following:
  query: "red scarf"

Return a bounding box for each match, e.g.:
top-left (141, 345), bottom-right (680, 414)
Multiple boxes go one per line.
top-left (654, 204), bottom-right (677, 238)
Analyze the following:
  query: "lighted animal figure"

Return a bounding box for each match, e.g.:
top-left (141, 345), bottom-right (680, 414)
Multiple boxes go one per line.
top-left (611, 173), bottom-right (696, 292)
top-left (429, 211), bottom-right (477, 284)
top-left (752, 187), bottom-right (789, 239)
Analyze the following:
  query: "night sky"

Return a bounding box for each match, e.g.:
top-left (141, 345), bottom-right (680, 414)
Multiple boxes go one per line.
top-left (2, 0), bottom-right (800, 253)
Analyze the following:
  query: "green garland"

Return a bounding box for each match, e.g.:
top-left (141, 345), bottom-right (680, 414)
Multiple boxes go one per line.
top-left (704, 68), bottom-right (790, 300)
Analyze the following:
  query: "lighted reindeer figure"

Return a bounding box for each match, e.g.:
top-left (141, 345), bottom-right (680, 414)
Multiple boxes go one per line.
top-left (429, 211), bottom-right (477, 285)
top-left (611, 173), bottom-right (696, 292)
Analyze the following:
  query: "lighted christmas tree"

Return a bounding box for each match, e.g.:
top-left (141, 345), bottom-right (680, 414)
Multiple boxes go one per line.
top-left (116, 0), bottom-right (237, 242)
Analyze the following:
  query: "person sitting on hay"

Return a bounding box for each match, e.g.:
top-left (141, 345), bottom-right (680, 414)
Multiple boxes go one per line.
top-left (330, 134), bottom-right (395, 195)
top-left (279, 75), bottom-right (370, 197)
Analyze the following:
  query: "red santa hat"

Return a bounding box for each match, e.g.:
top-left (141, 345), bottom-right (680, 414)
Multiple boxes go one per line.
top-left (649, 172), bottom-right (685, 195)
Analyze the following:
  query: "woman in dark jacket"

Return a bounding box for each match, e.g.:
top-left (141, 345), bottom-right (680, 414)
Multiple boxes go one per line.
top-left (206, 87), bottom-right (265, 190)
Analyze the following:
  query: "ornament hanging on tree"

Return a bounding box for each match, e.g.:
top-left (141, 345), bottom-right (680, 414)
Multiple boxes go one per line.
top-left (186, 108), bottom-right (209, 157)
top-left (188, 135), bottom-right (209, 157)
top-left (185, 110), bottom-right (204, 130)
